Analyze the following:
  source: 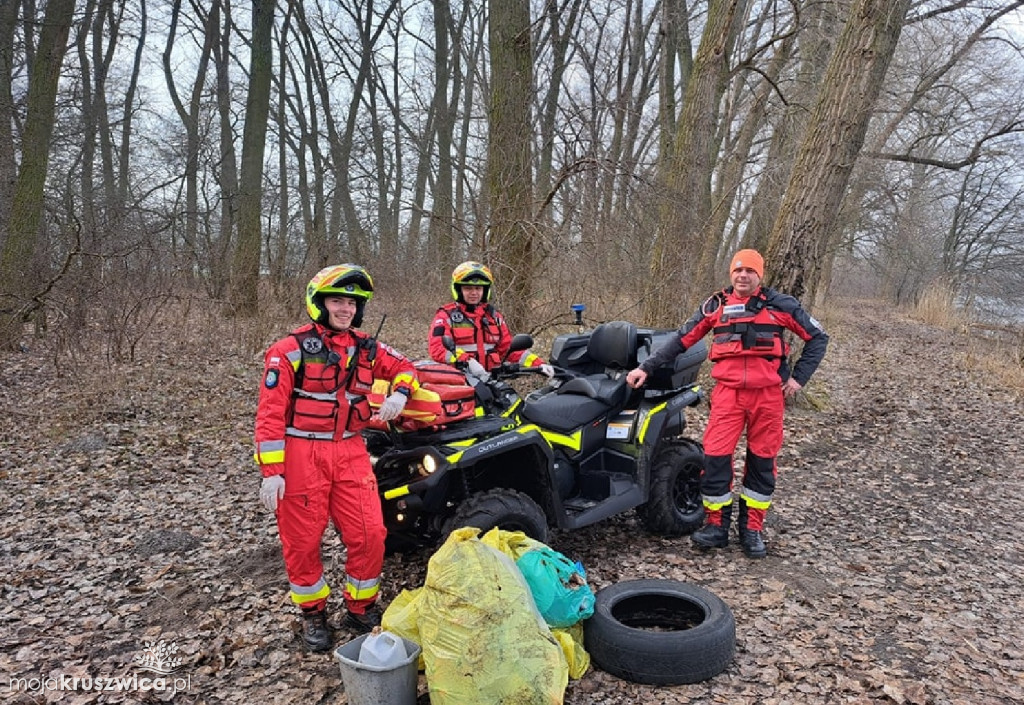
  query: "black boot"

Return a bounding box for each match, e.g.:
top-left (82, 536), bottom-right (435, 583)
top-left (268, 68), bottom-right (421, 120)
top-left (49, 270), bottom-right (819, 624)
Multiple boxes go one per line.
top-left (691, 504), bottom-right (731, 549)
top-left (300, 608), bottom-right (333, 653)
top-left (343, 604), bottom-right (383, 634)
top-left (739, 529), bottom-right (766, 559)
top-left (737, 501), bottom-right (767, 559)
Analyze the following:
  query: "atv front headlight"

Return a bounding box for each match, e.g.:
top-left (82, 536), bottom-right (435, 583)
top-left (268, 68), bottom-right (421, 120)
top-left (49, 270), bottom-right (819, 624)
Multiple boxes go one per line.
top-left (410, 450), bottom-right (442, 477)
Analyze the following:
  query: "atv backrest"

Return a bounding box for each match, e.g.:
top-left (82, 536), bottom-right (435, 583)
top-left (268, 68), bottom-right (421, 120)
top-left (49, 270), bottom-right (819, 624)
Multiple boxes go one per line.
top-left (550, 322), bottom-right (706, 390)
top-left (587, 321), bottom-right (637, 370)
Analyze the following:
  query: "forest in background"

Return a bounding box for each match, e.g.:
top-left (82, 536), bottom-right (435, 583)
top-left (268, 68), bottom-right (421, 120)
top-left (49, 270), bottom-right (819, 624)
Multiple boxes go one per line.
top-left (1, 0), bottom-right (1023, 356)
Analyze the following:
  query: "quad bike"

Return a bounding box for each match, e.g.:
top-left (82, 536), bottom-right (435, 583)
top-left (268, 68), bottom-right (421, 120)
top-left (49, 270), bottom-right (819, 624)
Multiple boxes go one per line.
top-left (363, 320), bottom-right (709, 551)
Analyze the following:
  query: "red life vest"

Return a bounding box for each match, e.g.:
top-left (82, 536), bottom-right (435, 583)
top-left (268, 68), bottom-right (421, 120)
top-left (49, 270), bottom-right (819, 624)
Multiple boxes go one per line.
top-left (287, 326), bottom-right (379, 438)
top-left (433, 301), bottom-right (507, 370)
top-left (708, 291), bottom-right (789, 363)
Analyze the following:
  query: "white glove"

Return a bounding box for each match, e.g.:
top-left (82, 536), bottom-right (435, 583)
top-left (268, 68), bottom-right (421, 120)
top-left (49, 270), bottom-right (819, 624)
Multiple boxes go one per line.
top-left (376, 391), bottom-right (408, 421)
top-left (260, 475), bottom-right (286, 512)
top-left (465, 358), bottom-right (489, 381)
top-left (539, 363), bottom-right (555, 379)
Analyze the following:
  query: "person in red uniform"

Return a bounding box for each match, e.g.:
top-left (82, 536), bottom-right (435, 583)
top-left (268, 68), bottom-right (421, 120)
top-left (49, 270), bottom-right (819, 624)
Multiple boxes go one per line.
top-left (254, 264), bottom-right (418, 651)
top-left (626, 249), bottom-right (828, 559)
top-left (428, 261), bottom-right (554, 379)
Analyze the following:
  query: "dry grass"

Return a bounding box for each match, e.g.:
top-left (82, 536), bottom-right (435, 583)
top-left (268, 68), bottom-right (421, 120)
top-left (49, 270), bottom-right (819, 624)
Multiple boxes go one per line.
top-left (912, 283), bottom-right (967, 329)
top-left (910, 283), bottom-right (1024, 393)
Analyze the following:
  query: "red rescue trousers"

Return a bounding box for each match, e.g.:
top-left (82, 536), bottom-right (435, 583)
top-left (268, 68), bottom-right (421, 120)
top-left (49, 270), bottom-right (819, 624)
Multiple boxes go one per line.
top-left (701, 384), bottom-right (785, 530)
top-left (276, 434), bottom-right (386, 614)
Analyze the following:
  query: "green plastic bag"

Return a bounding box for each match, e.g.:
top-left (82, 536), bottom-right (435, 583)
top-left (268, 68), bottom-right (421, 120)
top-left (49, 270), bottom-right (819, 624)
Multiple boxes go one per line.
top-left (516, 547), bottom-right (595, 628)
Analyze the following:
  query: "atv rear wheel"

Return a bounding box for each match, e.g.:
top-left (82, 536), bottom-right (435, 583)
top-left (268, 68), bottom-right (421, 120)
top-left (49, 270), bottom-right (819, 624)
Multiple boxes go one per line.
top-left (637, 440), bottom-right (704, 536)
top-left (442, 488), bottom-right (549, 543)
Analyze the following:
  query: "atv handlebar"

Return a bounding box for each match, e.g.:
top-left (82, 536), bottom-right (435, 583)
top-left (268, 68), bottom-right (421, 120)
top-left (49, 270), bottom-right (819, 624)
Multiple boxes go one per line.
top-left (490, 362), bottom-right (578, 382)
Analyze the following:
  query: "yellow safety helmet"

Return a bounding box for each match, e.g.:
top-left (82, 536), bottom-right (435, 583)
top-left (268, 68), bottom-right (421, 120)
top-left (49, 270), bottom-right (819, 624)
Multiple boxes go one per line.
top-left (451, 261), bottom-right (494, 303)
top-left (305, 264), bottom-right (374, 327)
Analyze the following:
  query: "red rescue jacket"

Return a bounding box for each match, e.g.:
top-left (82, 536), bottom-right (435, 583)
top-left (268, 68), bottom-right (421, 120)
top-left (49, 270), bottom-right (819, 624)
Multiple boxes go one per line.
top-left (428, 301), bottom-right (544, 371)
top-left (640, 286), bottom-right (828, 389)
top-left (254, 323), bottom-right (416, 475)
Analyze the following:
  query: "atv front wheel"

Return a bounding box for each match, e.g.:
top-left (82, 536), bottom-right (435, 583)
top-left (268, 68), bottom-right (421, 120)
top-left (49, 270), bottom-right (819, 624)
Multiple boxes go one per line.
top-left (442, 488), bottom-right (549, 543)
top-left (637, 440), bottom-right (704, 536)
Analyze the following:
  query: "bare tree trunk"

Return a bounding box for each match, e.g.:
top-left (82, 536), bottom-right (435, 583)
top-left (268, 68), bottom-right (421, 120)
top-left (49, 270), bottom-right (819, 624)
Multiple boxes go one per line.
top-left (229, 0), bottom-right (274, 316)
top-left (765, 0), bottom-right (912, 300)
top-left (536, 0), bottom-right (583, 205)
top-left (212, 0), bottom-right (239, 298)
top-left (93, 1), bottom-right (117, 214)
top-left (455, 4), bottom-right (487, 254)
top-left (744, 0), bottom-right (839, 254)
top-left (0, 0), bottom-right (20, 236)
top-left (407, 21), bottom-right (438, 256)
top-left (426, 0), bottom-right (459, 266)
top-left (292, 5), bottom-right (330, 268)
top-left (487, 0), bottom-right (534, 329)
top-left (118, 0), bottom-right (146, 208)
top-left (74, 0), bottom-right (100, 330)
top-left (163, 0), bottom-right (217, 286)
top-left (316, 0), bottom-right (399, 264)
top-left (273, 44), bottom-right (289, 287)
top-left (700, 9), bottom-right (797, 266)
top-left (658, 0), bottom-right (692, 163)
top-left (645, 0), bottom-right (747, 324)
top-left (366, 42), bottom-right (397, 262)
top-left (0, 0), bottom-right (75, 347)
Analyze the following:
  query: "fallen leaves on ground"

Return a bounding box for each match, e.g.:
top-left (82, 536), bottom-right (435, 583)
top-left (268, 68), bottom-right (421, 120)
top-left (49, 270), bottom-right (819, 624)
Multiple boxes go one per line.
top-left (1, 299), bottom-right (1022, 704)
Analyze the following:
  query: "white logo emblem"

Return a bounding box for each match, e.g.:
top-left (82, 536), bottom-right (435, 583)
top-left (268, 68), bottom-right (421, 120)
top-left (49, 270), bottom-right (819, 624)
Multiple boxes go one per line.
top-left (302, 337), bottom-right (324, 354)
top-left (134, 640), bottom-right (183, 675)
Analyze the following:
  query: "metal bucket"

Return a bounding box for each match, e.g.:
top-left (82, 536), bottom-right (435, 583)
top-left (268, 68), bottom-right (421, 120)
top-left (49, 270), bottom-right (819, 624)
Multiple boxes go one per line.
top-left (334, 634), bottom-right (421, 705)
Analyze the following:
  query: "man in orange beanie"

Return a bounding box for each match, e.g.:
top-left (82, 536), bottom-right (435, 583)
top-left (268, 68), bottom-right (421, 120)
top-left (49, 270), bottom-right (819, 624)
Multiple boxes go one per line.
top-left (625, 249), bottom-right (828, 558)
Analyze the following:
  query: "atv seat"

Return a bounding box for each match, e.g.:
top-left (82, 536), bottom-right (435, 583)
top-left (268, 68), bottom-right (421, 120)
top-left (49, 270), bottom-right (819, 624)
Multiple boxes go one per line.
top-left (554, 320), bottom-right (636, 407)
top-left (521, 321), bottom-right (637, 432)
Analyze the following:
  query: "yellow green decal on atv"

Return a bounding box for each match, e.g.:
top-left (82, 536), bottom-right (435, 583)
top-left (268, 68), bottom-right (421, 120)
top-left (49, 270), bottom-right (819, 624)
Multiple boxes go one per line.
top-left (443, 437), bottom-right (477, 466)
top-left (383, 486), bottom-right (410, 500)
top-left (637, 401), bottom-right (668, 445)
top-left (501, 399), bottom-right (522, 418)
top-left (517, 424), bottom-right (582, 452)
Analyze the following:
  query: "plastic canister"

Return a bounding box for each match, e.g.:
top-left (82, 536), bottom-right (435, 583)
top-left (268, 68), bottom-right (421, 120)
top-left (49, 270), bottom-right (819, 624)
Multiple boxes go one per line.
top-left (358, 630), bottom-right (407, 668)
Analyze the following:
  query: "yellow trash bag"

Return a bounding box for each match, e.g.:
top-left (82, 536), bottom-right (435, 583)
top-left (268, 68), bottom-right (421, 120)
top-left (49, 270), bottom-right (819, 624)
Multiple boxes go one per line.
top-left (382, 527), bottom-right (567, 705)
top-left (479, 526), bottom-right (545, 560)
top-left (552, 623), bottom-right (590, 680)
top-left (479, 529), bottom-right (591, 679)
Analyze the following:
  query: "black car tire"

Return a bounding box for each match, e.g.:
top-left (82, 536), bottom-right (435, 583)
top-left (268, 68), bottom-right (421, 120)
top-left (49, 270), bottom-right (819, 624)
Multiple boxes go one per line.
top-left (442, 488), bottom-right (549, 543)
top-left (637, 440), bottom-right (705, 536)
top-left (584, 579), bottom-right (735, 685)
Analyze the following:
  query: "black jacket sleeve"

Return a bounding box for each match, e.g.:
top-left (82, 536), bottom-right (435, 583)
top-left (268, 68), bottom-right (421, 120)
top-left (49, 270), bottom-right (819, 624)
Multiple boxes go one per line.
top-left (766, 288), bottom-right (828, 385)
top-left (639, 304), bottom-right (706, 374)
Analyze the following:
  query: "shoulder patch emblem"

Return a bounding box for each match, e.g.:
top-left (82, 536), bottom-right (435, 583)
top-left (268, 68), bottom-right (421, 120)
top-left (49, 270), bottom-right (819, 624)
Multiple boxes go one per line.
top-left (302, 337), bottom-right (324, 354)
top-left (264, 369), bottom-right (279, 388)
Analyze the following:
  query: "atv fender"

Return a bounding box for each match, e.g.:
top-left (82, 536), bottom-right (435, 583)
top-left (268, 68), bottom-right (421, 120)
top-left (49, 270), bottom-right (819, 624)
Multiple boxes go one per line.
top-left (637, 386), bottom-right (701, 453)
top-left (453, 427), bottom-right (554, 467)
top-left (438, 428), bottom-right (564, 521)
